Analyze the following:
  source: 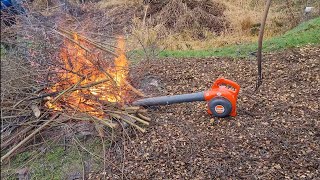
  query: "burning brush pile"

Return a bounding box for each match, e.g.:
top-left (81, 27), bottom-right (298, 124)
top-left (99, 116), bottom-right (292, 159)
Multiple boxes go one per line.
top-left (44, 29), bottom-right (150, 131)
top-left (1, 24), bottom-right (150, 161)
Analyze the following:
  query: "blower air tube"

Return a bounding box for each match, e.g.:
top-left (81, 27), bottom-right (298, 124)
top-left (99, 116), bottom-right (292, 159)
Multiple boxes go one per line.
top-left (132, 92), bottom-right (205, 106)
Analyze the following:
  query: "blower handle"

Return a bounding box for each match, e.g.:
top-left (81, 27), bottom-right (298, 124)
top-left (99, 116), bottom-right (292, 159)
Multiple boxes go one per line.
top-left (212, 78), bottom-right (240, 95)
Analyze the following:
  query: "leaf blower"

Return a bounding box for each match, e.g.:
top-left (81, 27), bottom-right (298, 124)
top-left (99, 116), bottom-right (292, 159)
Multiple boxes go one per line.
top-left (132, 78), bottom-right (240, 118)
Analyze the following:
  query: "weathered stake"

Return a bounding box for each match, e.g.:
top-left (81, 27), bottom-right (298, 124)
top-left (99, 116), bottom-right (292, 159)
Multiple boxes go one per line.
top-left (256, 0), bottom-right (272, 90)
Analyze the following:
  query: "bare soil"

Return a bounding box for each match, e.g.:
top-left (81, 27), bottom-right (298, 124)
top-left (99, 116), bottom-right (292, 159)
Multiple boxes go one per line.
top-left (92, 46), bottom-right (320, 179)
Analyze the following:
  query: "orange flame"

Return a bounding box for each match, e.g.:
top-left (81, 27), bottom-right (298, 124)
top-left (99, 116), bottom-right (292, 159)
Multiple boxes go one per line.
top-left (46, 34), bottom-right (129, 117)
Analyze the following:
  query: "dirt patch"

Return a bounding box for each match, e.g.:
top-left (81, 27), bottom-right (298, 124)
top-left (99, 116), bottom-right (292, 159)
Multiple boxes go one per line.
top-left (92, 46), bottom-right (320, 179)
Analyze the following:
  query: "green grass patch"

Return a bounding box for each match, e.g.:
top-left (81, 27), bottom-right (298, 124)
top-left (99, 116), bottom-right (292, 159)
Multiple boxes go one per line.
top-left (1, 138), bottom-right (109, 179)
top-left (159, 17), bottom-right (320, 58)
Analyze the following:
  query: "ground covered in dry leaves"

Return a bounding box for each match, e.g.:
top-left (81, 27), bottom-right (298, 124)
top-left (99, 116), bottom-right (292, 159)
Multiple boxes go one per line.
top-left (106, 46), bottom-right (319, 179)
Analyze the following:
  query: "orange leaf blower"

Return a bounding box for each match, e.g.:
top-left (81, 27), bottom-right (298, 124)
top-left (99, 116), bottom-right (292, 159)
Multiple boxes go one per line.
top-left (133, 78), bottom-right (240, 118)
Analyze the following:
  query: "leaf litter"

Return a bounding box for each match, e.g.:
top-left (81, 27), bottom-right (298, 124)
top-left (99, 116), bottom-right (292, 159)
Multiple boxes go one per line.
top-left (91, 46), bottom-right (320, 179)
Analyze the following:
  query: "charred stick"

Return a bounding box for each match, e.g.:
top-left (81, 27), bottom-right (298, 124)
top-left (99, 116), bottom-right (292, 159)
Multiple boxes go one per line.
top-left (57, 27), bottom-right (118, 56)
top-left (121, 106), bottom-right (140, 111)
top-left (80, 78), bottom-right (111, 89)
top-left (28, 77), bottom-right (111, 101)
top-left (54, 30), bottom-right (91, 53)
top-left (123, 80), bottom-right (146, 97)
top-left (52, 77), bottom-right (85, 103)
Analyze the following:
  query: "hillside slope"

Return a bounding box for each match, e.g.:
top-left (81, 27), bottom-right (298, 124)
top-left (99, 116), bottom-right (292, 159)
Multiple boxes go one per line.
top-left (159, 17), bottom-right (320, 58)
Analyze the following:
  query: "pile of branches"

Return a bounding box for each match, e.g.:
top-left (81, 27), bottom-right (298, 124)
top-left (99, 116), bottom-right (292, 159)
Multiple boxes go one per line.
top-left (145, 0), bottom-right (229, 36)
top-left (148, 0), bottom-right (228, 31)
top-left (98, 0), bottom-right (229, 38)
top-left (1, 6), bottom-right (149, 163)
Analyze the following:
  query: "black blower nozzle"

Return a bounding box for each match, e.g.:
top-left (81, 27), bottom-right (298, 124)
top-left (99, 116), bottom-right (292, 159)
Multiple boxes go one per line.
top-left (132, 92), bottom-right (205, 106)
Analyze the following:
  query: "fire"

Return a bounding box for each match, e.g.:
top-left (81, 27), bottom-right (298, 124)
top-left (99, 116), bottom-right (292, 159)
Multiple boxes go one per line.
top-left (46, 34), bottom-right (129, 116)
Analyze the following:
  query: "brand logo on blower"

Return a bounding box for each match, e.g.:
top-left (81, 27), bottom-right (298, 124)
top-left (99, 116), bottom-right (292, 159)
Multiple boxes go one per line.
top-left (215, 105), bottom-right (225, 114)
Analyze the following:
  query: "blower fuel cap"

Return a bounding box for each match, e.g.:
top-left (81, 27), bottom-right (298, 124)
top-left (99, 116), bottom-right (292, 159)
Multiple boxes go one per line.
top-left (209, 98), bottom-right (232, 118)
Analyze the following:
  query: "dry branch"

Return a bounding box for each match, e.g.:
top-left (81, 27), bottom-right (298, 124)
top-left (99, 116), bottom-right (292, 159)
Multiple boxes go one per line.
top-left (1, 125), bottom-right (34, 150)
top-left (91, 116), bottom-right (117, 129)
top-left (110, 113), bottom-right (146, 133)
top-left (54, 30), bottom-right (92, 53)
top-left (137, 113), bottom-right (151, 122)
top-left (111, 111), bottom-right (150, 126)
top-left (27, 77), bottom-right (112, 101)
top-left (123, 80), bottom-right (146, 97)
top-left (1, 113), bottom-right (60, 162)
top-left (56, 27), bottom-right (118, 57)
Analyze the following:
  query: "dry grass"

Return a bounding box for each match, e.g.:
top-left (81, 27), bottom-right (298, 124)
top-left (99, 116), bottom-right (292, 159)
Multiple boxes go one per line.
top-left (127, 17), bottom-right (165, 61)
top-left (96, 0), bottom-right (292, 50)
top-left (152, 0), bottom-right (319, 50)
top-left (98, 0), bottom-right (142, 8)
top-left (137, 0), bottom-right (262, 50)
top-left (26, 0), bottom-right (319, 55)
top-left (84, 0), bottom-right (316, 50)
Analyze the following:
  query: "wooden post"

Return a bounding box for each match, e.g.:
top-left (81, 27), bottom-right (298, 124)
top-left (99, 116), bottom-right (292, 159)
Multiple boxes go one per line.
top-left (256, 0), bottom-right (272, 90)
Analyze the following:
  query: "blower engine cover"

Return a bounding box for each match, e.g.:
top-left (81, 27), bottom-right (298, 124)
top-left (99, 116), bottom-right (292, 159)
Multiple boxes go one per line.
top-left (204, 78), bottom-right (240, 117)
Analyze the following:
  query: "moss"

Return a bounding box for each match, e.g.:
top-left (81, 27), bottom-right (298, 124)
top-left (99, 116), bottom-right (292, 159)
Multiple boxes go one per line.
top-left (27, 146), bottom-right (82, 179)
top-left (1, 138), bottom-right (110, 179)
